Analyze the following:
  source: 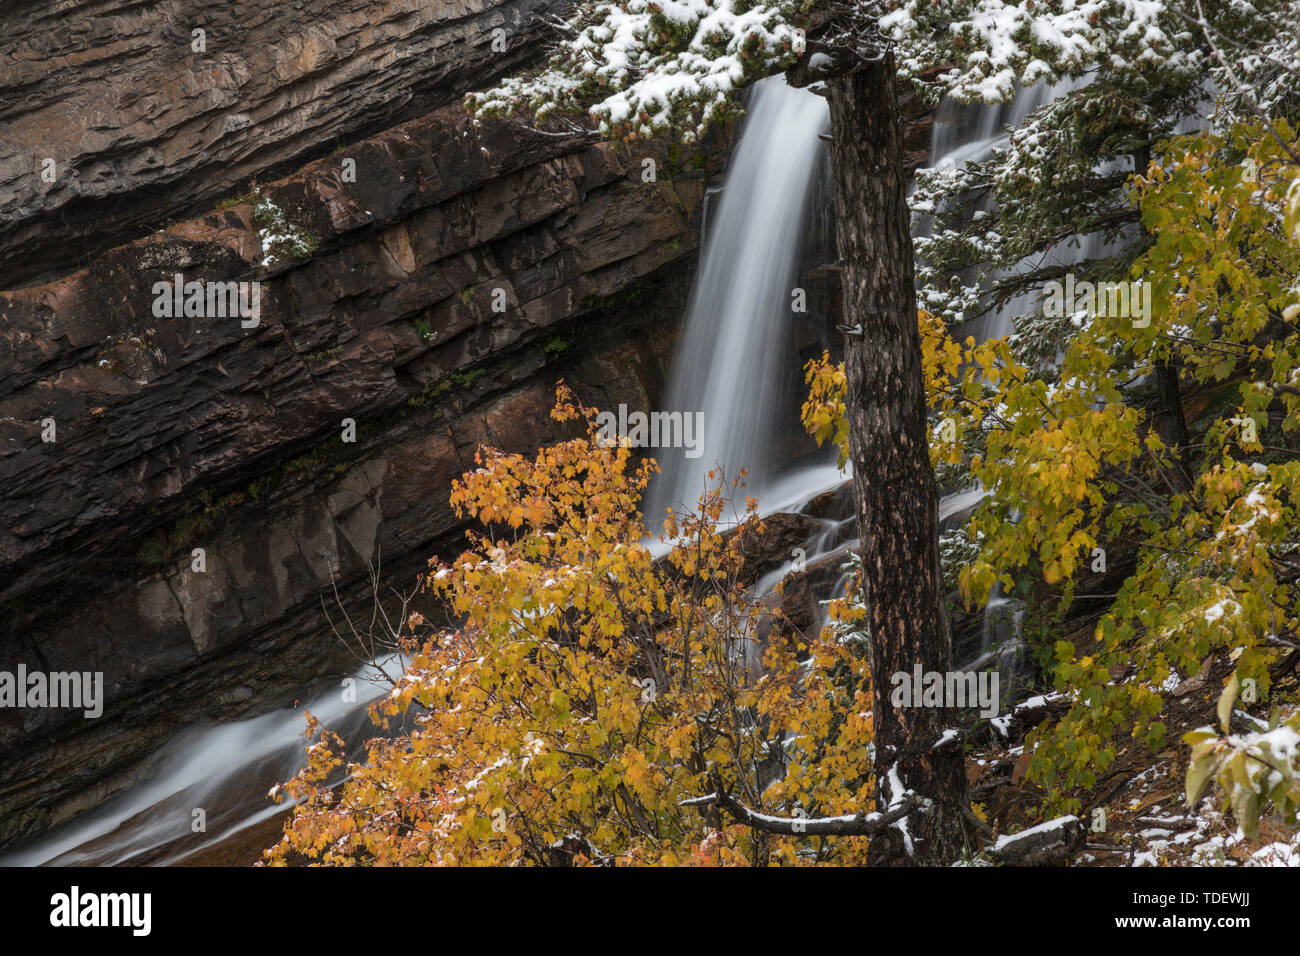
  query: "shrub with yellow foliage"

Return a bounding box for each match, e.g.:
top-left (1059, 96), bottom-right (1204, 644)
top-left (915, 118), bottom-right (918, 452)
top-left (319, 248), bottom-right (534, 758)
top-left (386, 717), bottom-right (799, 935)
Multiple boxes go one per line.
top-left (804, 123), bottom-right (1300, 819)
top-left (264, 386), bottom-right (878, 866)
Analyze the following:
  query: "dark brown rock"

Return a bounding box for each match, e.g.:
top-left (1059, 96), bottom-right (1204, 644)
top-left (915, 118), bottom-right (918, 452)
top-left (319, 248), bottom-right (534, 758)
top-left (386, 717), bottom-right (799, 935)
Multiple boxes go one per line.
top-left (0, 0), bottom-right (567, 287)
top-left (0, 28), bottom-right (940, 851)
top-left (0, 92), bottom-right (718, 846)
top-left (734, 511), bottom-right (821, 586)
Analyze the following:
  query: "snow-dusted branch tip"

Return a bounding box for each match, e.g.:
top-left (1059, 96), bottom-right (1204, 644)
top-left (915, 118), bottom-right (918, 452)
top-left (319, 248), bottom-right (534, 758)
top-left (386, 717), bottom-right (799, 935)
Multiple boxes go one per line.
top-left (680, 774), bottom-right (919, 836)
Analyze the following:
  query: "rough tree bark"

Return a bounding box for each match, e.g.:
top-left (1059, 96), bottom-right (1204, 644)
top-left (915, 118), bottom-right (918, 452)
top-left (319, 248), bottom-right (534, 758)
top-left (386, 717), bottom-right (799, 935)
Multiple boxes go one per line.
top-left (1153, 358), bottom-right (1193, 492)
top-left (824, 52), bottom-right (971, 866)
top-left (1136, 143), bottom-right (1193, 494)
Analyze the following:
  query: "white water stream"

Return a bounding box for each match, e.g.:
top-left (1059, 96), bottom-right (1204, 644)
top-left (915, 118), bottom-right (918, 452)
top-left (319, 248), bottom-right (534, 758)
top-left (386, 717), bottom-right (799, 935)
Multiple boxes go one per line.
top-left (1, 657), bottom-right (404, 866)
top-left (644, 77), bottom-right (831, 525)
top-left (2, 74), bottom-right (1113, 868)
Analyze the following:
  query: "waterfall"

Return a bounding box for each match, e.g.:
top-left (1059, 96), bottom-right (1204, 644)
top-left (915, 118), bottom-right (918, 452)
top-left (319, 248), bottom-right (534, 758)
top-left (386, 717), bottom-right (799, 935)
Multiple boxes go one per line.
top-left (644, 76), bottom-right (830, 527)
top-left (924, 79), bottom-right (1087, 345)
top-left (927, 80), bottom-right (1144, 679)
top-left (4, 77), bottom-right (1131, 869)
top-left (930, 79), bottom-right (1066, 172)
top-left (643, 79), bottom-right (1108, 692)
top-left (645, 78), bottom-right (1078, 541)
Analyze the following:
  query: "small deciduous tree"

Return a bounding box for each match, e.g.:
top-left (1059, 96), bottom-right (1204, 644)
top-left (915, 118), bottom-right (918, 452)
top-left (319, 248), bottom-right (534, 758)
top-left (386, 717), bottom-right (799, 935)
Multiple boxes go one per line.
top-left (913, 116), bottom-right (1300, 810)
top-left (898, 2), bottom-right (1300, 824)
top-left (265, 387), bottom-right (895, 866)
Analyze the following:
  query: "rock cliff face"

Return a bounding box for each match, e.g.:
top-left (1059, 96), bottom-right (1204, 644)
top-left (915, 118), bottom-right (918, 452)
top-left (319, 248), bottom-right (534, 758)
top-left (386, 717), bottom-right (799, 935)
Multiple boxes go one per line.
top-left (0, 10), bottom-right (721, 844)
top-left (0, 0), bottom-right (561, 288)
top-left (0, 2), bottom-right (936, 852)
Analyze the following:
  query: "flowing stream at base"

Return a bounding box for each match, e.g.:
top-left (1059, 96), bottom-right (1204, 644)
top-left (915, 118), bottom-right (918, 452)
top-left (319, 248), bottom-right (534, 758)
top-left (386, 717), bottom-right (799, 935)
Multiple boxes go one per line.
top-left (0, 657), bottom-right (405, 867)
top-left (3, 76), bottom-right (1100, 868)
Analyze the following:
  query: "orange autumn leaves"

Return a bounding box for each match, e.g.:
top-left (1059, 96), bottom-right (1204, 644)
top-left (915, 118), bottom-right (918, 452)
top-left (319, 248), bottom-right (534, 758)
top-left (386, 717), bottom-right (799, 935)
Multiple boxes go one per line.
top-left (264, 385), bottom-right (877, 866)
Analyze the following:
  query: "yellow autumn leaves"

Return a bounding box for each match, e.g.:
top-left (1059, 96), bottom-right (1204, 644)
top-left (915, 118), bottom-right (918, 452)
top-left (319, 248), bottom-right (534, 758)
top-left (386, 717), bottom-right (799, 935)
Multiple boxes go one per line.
top-left (264, 384), bottom-right (878, 866)
top-left (796, 121), bottom-right (1300, 815)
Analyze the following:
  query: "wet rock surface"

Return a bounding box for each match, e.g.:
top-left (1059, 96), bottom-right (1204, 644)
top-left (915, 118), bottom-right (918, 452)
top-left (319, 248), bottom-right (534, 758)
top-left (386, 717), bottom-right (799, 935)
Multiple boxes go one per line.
top-left (0, 90), bottom-right (717, 847)
top-left (0, 0), bottom-right (567, 287)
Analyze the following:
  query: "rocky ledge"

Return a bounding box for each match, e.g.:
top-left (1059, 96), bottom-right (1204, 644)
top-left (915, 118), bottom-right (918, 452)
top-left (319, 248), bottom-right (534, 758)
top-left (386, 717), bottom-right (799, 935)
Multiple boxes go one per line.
top-left (0, 1), bottom-right (936, 851)
top-left (0, 88), bottom-right (722, 846)
top-left (0, 0), bottom-right (565, 288)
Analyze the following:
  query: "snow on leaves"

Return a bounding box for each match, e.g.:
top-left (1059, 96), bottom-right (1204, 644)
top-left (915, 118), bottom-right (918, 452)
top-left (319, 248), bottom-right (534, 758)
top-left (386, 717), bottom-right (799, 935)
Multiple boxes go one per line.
top-left (1185, 678), bottom-right (1300, 840)
top-left (263, 387), bottom-right (884, 866)
top-left (470, 0), bottom-right (805, 141)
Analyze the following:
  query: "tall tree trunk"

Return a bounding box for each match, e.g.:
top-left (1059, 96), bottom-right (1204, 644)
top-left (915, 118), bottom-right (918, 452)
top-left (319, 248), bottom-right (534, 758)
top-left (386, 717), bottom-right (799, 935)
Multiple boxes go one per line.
top-left (1153, 358), bottom-right (1193, 492)
top-left (825, 52), bottom-right (970, 866)
top-left (1136, 142), bottom-right (1193, 493)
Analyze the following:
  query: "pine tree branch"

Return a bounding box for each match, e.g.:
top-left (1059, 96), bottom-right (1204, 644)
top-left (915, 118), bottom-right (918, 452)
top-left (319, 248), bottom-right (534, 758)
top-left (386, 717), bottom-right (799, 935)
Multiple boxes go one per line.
top-left (1188, 0), bottom-right (1300, 166)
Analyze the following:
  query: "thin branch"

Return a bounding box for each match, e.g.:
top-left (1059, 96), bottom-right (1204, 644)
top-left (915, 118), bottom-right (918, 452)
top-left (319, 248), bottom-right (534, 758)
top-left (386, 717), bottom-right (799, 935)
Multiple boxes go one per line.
top-left (680, 770), bottom-right (918, 836)
top-left (1190, 0), bottom-right (1300, 166)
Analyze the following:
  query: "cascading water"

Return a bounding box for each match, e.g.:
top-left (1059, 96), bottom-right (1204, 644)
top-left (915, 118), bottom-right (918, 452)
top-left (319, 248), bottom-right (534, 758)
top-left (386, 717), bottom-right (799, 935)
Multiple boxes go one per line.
top-left (924, 78), bottom-right (1086, 345)
top-left (930, 80), bottom-right (1063, 173)
top-left (646, 79), bottom-right (1094, 554)
top-left (646, 79), bottom-right (1116, 690)
top-left (0, 657), bottom-right (404, 866)
top-left (927, 82), bottom-right (1087, 682)
top-left (644, 77), bottom-right (831, 526)
top-left (927, 81), bottom-right (1140, 680)
top-left (3, 76), bottom-right (1139, 869)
